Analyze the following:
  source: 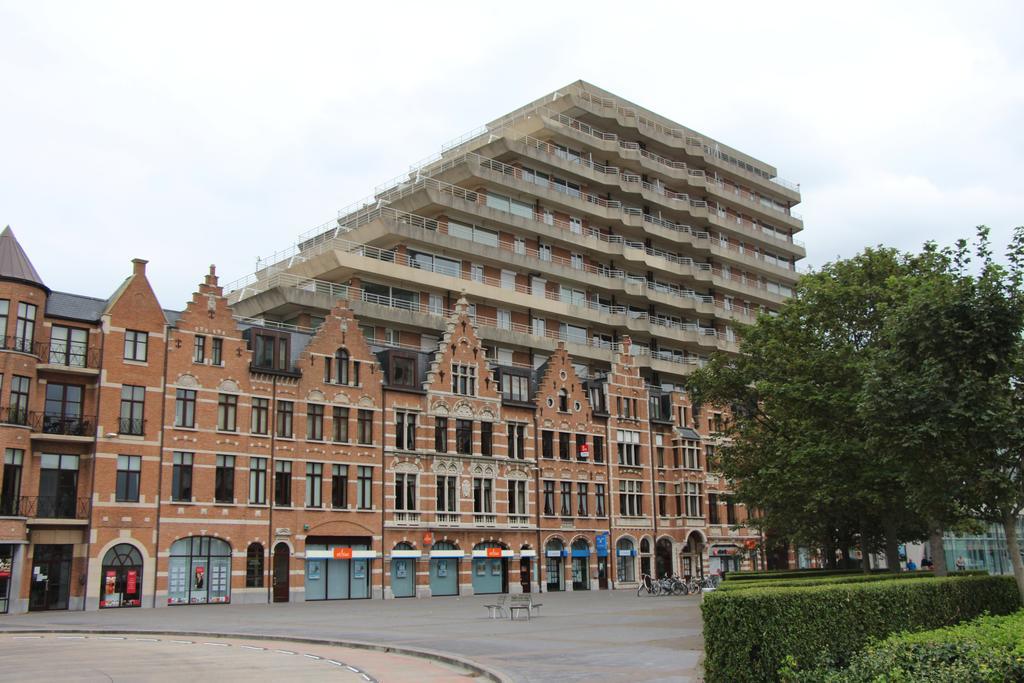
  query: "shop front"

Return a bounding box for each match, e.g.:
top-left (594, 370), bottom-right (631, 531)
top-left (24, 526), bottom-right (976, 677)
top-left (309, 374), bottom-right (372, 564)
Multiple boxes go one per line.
top-left (428, 542), bottom-right (462, 596)
top-left (29, 544), bottom-right (73, 611)
top-left (570, 539), bottom-right (591, 590)
top-left (167, 536), bottom-right (231, 605)
top-left (471, 542), bottom-right (509, 595)
top-left (545, 539), bottom-right (565, 592)
top-left (595, 533), bottom-right (609, 589)
top-left (0, 544), bottom-right (16, 613)
top-left (389, 542), bottom-right (419, 598)
top-left (305, 537), bottom-right (373, 600)
top-left (99, 543), bottom-right (143, 608)
top-left (709, 544), bottom-right (741, 575)
top-left (616, 538), bottom-right (636, 584)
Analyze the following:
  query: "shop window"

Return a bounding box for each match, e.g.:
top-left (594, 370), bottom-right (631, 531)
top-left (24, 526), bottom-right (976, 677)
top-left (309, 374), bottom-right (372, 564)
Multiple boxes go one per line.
top-left (167, 536), bottom-right (231, 605)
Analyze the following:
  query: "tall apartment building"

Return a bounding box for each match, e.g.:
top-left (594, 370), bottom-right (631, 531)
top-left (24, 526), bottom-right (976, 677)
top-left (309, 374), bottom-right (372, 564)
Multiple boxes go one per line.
top-left (0, 81), bottom-right (802, 614)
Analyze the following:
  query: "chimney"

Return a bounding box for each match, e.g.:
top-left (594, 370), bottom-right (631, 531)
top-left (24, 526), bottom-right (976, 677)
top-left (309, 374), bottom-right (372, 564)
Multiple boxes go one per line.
top-left (205, 264), bottom-right (218, 286)
top-left (132, 258), bottom-right (148, 277)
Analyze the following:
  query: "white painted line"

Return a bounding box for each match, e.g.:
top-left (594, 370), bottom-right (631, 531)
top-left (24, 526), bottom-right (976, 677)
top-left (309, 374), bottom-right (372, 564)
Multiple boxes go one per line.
top-left (302, 653), bottom-right (321, 660)
top-left (98, 636), bottom-right (126, 640)
top-left (203, 642), bottom-right (229, 647)
top-left (346, 666), bottom-right (360, 672)
top-left (134, 638), bottom-right (159, 642)
top-left (170, 640), bottom-right (193, 644)
top-left (327, 660), bottom-right (344, 666)
top-left (240, 645), bottom-right (265, 651)
top-left (361, 675), bottom-right (371, 682)
top-left (13, 636), bottom-right (42, 639)
top-left (57, 636), bottom-right (86, 640)
top-left (274, 649), bottom-right (296, 655)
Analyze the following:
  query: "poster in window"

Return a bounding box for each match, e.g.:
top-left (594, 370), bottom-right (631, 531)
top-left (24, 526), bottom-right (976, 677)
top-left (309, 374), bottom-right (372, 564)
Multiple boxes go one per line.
top-left (353, 561), bottom-right (365, 579)
top-left (437, 560), bottom-right (447, 578)
top-left (126, 570), bottom-right (138, 594)
top-left (194, 565), bottom-right (205, 589)
top-left (308, 562), bottom-right (321, 581)
top-left (475, 560), bottom-right (486, 576)
top-left (104, 570), bottom-right (117, 595)
top-left (395, 561), bottom-right (407, 579)
top-left (491, 559), bottom-right (501, 576)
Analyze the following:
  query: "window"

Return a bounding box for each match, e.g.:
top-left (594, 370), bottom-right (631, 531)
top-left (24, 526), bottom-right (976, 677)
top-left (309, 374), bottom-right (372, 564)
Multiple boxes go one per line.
top-left (509, 480), bottom-right (527, 515)
top-left (119, 385), bottom-right (145, 435)
top-left (500, 373), bottom-right (530, 402)
top-left (539, 244), bottom-right (551, 261)
top-left (685, 482), bottom-right (702, 518)
top-left (115, 455), bottom-right (141, 502)
top-left (577, 482), bottom-right (589, 516)
top-left (452, 363), bottom-right (476, 395)
top-left (249, 457), bottom-right (267, 504)
top-left (619, 479), bottom-right (642, 517)
top-left (323, 355), bottom-right (333, 383)
top-left (124, 330), bottom-right (148, 361)
top-left (456, 419), bottom-right (473, 455)
top-left (434, 417), bottom-right (448, 453)
top-left (543, 480), bottom-right (554, 516)
top-left (658, 482), bottom-right (667, 517)
top-left (560, 481), bottom-right (572, 516)
top-left (215, 455), bottom-right (235, 503)
top-left (357, 409), bottom-right (373, 445)
top-left (211, 337), bottom-right (223, 366)
top-left (306, 403), bottom-right (324, 441)
top-left (617, 430), bottom-right (641, 466)
top-left (497, 309), bottom-right (511, 330)
top-left (471, 264), bottom-right (484, 282)
top-left (332, 407), bottom-right (349, 442)
top-left (391, 354), bottom-right (417, 387)
top-left (274, 460), bottom-right (292, 506)
top-left (305, 462), bottom-right (323, 508)
top-left (276, 401), bottom-right (293, 438)
top-left (48, 325), bottom-right (88, 366)
top-left (43, 383), bottom-right (83, 433)
top-left (675, 483), bottom-right (682, 517)
top-left (616, 539), bottom-right (635, 583)
top-left (193, 335), bottom-right (206, 363)
top-left (480, 422), bottom-right (492, 457)
top-left (705, 444), bottom-right (716, 472)
top-left (538, 430), bottom-right (552, 459)
top-left (571, 253), bottom-right (583, 269)
top-left (37, 453), bottom-right (79, 517)
top-left (174, 389), bottom-right (196, 428)
top-left (532, 317), bottom-right (546, 336)
top-left (217, 394), bottom-right (238, 432)
top-left (14, 302), bottom-right (37, 352)
top-left (395, 473), bottom-right (416, 511)
top-left (9, 375), bottom-right (29, 424)
top-left (245, 543), bottom-right (264, 588)
top-left (472, 477), bottom-right (493, 513)
top-left (331, 464), bottom-right (348, 509)
top-left (558, 432), bottom-right (570, 460)
top-left (0, 300), bottom-right (6, 341)
top-left (251, 397), bottom-right (269, 435)
top-left (172, 452), bottom-right (193, 502)
top-left (593, 435), bottom-right (605, 464)
top-left (357, 466), bottom-right (372, 509)
top-left (436, 475), bottom-right (457, 512)
top-left (335, 349), bottom-right (349, 385)
top-left (595, 483), bottom-right (606, 517)
top-left (167, 536), bottom-right (231, 605)
top-left (395, 411), bottom-right (416, 451)
top-left (1, 448), bottom-right (24, 515)
top-left (252, 331), bottom-right (290, 372)
top-left (682, 440), bottom-right (701, 469)
top-left (507, 423), bottom-right (526, 459)
top-left (575, 433), bottom-right (588, 461)
top-left (726, 495), bottom-right (736, 525)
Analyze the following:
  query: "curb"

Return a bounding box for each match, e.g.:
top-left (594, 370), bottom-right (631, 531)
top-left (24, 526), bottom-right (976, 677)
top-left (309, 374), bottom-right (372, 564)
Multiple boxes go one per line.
top-left (0, 627), bottom-right (513, 682)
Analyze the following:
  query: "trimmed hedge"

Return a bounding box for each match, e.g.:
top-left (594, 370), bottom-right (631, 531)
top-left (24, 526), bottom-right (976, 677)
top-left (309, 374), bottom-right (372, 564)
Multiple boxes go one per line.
top-left (723, 568), bottom-right (887, 582)
top-left (717, 570), bottom-right (986, 592)
top-left (787, 609), bottom-right (1024, 682)
top-left (701, 574), bottom-right (1021, 683)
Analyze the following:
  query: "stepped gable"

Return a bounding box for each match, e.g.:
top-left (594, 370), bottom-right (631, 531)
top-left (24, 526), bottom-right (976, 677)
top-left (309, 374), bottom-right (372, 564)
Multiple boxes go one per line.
top-left (176, 264), bottom-right (246, 336)
top-left (423, 295), bottom-right (500, 401)
top-left (534, 341), bottom-right (594, 426)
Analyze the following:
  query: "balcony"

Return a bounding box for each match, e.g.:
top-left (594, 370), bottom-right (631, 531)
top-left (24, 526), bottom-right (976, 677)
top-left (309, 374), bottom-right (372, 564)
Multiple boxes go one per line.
top-left (7, 495), bottom-right (91, 521)
top-left (508, 514), bottom-right (531, 528)
top-left (28, 413), bottom-right (94, 442)
top-left (473, 514), bottom-right (497, 527)
top-left (37, 340), bottom-right (101, 374)
top-left (392, 511), bottom-right (421, 526)
top-left (435, 512), bottom-right (461, 526)
top-left (118, 417), bottom-right (146, 436)
top-left (0, 405), bottom-right (30, 427)
top-left (1, 335), bottom-right (37, 356)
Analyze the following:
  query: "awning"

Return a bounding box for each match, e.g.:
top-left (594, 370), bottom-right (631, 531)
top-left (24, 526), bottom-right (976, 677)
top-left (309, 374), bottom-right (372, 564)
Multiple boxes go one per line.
top-left (306, 549), bottom-right (377, 560)
top-left (571, 549), bottom-right (590, 558)
top-left (471, 549), bottom-right (515, 558)
top-left (429, 550), bottom-right (465, 558)
top-left (389, 550), bottom-right (422, 559)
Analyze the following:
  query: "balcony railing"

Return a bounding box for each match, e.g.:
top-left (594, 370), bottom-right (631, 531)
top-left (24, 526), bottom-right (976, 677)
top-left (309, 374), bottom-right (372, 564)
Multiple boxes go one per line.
top-left (29, 412), bottom-right (94, 437)
top-left (10, 495), bottom-right (91, 520)
top-left (392, 511), bottom-right (421, 525)
top-left (0, 405), bottom-right (30, 426)
top-left (1, 335), bottom-right (37, 355)
top-left (474, 514), bottom-right (497, 526)
top-left (118, 417), bottom-right (146, 436)
top-left (508, 514), bottom-right (530, 527)
top-left (435, 512), bottom-right (461, 525)
top-left (41, 341), bottom-right (101, 369)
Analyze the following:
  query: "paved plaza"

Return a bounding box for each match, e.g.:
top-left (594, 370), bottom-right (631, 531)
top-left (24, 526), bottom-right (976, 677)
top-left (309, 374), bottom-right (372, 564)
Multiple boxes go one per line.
top-left (0, 591), bottom-right (704, 682)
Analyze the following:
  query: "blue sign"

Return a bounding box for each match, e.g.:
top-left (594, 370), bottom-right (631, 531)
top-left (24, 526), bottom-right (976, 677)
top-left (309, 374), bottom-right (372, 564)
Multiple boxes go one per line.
top-left (595, 532), bottom-right (609, 557)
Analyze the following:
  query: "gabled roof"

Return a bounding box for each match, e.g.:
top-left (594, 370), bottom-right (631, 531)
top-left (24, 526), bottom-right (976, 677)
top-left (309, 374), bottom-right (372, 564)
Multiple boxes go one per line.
top-left (46, 291), bottom-right (108, 322)
top-left (0, 226), bottom-right (47, 291)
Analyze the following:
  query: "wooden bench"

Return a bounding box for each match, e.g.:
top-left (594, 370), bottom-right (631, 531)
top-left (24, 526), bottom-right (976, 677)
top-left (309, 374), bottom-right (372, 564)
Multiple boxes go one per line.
top-left (508, 594), bottom-right (542, 620)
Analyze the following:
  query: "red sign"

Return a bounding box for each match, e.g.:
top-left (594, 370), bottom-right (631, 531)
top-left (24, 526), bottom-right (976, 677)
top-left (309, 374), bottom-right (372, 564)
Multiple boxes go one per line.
top-left (333, 547), bottom-right (353, 560)
top-left (578, 443), bottom-right (590, 458)
top-left (423, 532), bottom-right (434, 547)
top-left (126, 569), bottom-right (138, 594)
top-left (744, 539), bottom-right (758, 550)
top-left (104, 570), bottom-right (116, 594)
top-left (486, 547), bottom-right (503, 558)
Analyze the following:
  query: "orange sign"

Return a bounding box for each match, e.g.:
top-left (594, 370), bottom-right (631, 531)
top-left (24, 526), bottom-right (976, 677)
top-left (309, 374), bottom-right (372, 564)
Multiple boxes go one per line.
top-left (333, 547), bottom-right (353, 560)
top-left (423, 532), bottom-right (434, 546)
top-left (743, 539), bottom-right (758, 550)
top-left (486, 547), bottom-right (503, 558)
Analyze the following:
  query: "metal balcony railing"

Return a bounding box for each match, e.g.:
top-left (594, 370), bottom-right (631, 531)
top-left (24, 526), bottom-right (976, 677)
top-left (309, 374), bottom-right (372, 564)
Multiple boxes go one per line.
top-left (41, 340), bottom-right (101, 369)
top-left (1, 335), bottom-right (37, 355)
top-left (12, 495), bottom-right (91, 520)
top-left (0, 405), bottom-right (30, 426)
top-left (29, 412), bottom-right (94, 437)
top-left (118, 417), bottom-right (146, 436)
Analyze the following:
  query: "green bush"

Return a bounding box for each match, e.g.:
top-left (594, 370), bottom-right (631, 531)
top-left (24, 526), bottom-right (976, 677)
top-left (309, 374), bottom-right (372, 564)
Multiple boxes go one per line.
top-left (717, 570), bottom-right (985, 592)
top-left (723, 568), bottom-right (886, 582)
top-left (787, 609), bottom-right (1024, 682)
top-left (701, 574), bottom-right (1021, 683)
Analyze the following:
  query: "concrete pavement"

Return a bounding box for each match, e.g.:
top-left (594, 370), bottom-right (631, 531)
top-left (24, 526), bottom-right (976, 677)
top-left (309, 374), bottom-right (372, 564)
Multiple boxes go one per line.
top-left (0, 590), bottom-right (705, 682)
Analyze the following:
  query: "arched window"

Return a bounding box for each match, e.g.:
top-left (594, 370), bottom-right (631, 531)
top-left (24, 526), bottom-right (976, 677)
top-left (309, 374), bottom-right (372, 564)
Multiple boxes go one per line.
top-left (433, 540), bottom-right (457, 551)
top-left (572, 538), bottom-right (590, 553)
top-left (102, 543), bottom-right (142, 568)
top-left (558, 389), bottom-right (568, 412)
top-left (246, 542), bottom-right (264, 588)
top-left (100, 543), bottom-right (144, 609)
top-left (394, 541), bottom-right (414, 551)
top-left (168, 536), bottom-right (232, 605)
top-left (616, 538), bottom-right (635, 582)
top-left (336, 348), bottom-right (349, 385)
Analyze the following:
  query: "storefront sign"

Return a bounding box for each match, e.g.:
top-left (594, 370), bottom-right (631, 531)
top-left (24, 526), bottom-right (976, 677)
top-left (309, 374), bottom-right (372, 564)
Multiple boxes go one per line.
top-left (743, 539), bottom-right (758, 550)
top-left (578, 443), bottom-right (589, 458)
top-left (486, 547), bottom-right (503, 558)
top-left (519, 549), bottom-right (537, 558)
top-left (423, 532), bottom-right (434, 546)
top-left (595, 532), bottom-right (609, 557)
top-left (126, 570), bottom-right (137, 594)
top-left (333, 547), bottom-right (353, 560)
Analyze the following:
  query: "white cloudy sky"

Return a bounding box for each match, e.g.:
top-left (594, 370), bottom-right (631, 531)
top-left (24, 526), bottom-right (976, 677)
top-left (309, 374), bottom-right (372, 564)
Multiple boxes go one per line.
top-left (2, 1), bottom-right (1022, 306)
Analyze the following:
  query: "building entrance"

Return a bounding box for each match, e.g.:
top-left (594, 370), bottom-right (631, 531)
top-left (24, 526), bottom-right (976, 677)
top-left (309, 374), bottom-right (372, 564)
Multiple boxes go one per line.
top-left (100, 543), bottom-right (143, 608)
top-left (273, 543), bottom-right (290, 603)
top-left (29, 544), bottom-right (72, 611)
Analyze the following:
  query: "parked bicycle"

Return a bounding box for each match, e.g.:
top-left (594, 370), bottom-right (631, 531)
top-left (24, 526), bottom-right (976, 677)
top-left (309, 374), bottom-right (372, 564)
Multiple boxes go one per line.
top-left (637, 573), bottom-right (660, 596)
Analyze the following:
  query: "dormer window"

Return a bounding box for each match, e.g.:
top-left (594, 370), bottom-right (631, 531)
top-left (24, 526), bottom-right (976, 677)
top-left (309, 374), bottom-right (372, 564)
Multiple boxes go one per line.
top-left (391, 353), bottom-right (417, 388)
top-left (252, 330), bottom-right (290, 372)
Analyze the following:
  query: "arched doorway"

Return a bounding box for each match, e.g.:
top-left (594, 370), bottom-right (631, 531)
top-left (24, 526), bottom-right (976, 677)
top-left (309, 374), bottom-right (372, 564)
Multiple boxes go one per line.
top-left (571, 538), bottom-right (591, 590)
top-left (545, 539), bottom-right (564, 592)
top-left (519, 545), bottom-right (533, 593)
top-left (273, 542), bottom-right (290, 603)
top-left (391, 542), bottom-right (415, 598)
top-left (429, 541), bottom-right (460, 596)
top-left (655, 537), bottom-right (674, 579)
top-left (616, 538), bottom-right (636, 583)
top-left (472, 542), bottom-right (507, 594)
top-left (167, 536), bottom-right (232, 605)
top-left (100, 543), bottom-right (143, 608)
top-left (639, 537), bottom-right (653, 578)
top-left (682, 531), bottom-right (706, 579)
top-left (245, 543), bottom-right (264, 589)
